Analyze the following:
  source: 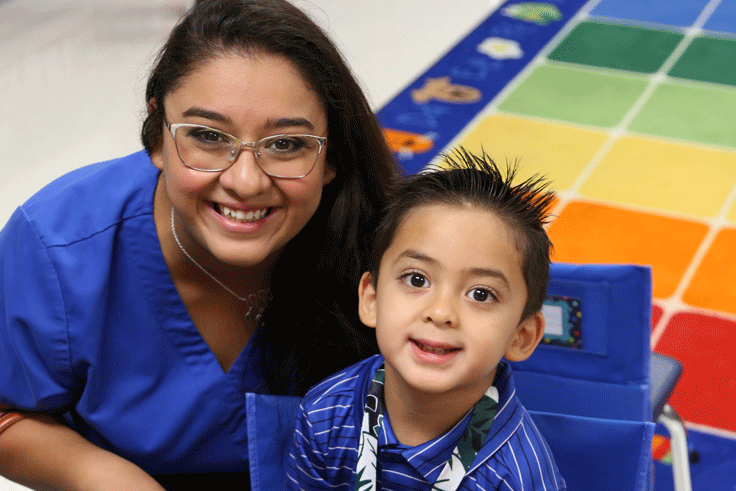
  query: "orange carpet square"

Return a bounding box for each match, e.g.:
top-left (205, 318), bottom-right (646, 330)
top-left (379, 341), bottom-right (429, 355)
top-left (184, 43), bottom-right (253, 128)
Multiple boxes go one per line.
top-left (654, 312), bottom-right (736, 432)
top-left (548, 201), bottom-right (708, 298)
top-left (683, 228), bottom-right (736, 315)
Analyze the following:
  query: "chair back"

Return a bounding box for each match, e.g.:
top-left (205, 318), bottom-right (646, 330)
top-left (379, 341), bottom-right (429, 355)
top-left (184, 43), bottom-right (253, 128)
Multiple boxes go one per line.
top-left (510, 263), bottom-right (655, 491)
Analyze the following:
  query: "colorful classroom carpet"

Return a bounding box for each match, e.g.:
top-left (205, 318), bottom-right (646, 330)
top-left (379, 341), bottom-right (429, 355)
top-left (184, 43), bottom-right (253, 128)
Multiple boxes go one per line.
top-left (377, 0), bottom-right (736, 487)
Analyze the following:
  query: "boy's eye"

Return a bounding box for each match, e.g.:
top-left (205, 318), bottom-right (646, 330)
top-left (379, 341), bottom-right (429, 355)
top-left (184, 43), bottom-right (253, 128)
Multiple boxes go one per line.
top-left (468, 287), bottom-right (495, 303)
top-left (401, 272), bottom-right (429, 288)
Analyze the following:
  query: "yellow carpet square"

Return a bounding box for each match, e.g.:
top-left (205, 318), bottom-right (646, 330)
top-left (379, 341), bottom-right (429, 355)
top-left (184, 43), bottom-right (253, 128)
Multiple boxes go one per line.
top-left (729, 201), bottom-right (736, 224)
top-left (455, 113), bottom-right (608, 191)
top-left (579, 136), bottom-right (736, 218)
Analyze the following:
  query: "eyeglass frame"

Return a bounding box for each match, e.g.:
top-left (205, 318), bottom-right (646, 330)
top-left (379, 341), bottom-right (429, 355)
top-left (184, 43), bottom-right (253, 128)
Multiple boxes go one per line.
top-left (164, 120), bottom-right (328, 179)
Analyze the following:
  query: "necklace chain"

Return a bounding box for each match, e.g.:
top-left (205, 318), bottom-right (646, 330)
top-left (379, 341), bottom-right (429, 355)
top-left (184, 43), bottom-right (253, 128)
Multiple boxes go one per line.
top-left (169, 207), bottom-right (272, 321)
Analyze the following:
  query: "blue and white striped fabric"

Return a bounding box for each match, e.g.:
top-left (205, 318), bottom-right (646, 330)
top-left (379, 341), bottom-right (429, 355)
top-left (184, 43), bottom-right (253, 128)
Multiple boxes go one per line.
top-left (287, 355), bottom-right (566, 491)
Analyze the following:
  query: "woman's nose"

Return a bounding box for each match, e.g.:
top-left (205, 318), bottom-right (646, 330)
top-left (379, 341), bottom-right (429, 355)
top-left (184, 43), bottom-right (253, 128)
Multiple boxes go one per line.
top-left (218, 147), bottom-right (272, 196)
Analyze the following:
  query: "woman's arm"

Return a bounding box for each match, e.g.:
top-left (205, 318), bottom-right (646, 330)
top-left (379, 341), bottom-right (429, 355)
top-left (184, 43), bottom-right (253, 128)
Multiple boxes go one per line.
top-left (0, 414), bottom-right (165, 491)
top-left (0, 208), bottom-right (165, 490)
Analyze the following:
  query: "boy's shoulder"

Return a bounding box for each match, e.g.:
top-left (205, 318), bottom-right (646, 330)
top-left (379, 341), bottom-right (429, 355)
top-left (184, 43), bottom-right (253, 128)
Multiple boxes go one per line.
top-left (471, 362), bottom-right (566, 489)
top-left (302, 354), bottom-right (384, 409)
top-left (296, 355), bottom-right (384, 449)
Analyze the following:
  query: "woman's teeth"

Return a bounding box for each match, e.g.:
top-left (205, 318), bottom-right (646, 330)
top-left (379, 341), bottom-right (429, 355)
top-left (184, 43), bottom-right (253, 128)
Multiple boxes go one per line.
top-left (220, 205), bottom-right (269, 223)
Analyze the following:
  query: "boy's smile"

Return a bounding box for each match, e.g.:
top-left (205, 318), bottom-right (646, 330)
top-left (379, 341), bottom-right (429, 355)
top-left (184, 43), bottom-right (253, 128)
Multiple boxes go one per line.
top-left (359, 203), bottom-right (544, 411)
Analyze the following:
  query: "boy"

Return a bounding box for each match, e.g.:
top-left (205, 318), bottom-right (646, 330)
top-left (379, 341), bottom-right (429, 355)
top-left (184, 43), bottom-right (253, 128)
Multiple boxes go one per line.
top-left (287, 148), bottom-right (565, 490)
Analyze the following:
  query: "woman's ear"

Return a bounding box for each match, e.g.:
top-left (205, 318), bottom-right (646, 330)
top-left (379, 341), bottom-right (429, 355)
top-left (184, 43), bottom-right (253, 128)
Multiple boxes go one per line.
top-left (322, 164), bottom-right (336, 186)
top-left (357, 272), bottom-right (377, 328)
top-left (146, 97), bottom-right (165, 170)
top-left (504, 311), bottom-right (545, 362)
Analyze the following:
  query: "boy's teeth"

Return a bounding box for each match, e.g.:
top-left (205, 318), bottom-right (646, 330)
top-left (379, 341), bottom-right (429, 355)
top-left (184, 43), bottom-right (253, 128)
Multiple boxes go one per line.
top-left (417, 341), bottom-right (454, 355)
top-left (220, 205), bottom-right (268, 223)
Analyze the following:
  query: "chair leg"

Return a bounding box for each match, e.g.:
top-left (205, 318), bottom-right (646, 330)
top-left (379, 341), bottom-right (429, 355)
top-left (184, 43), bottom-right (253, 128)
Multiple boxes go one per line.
top-left (658, 404), bottom-right (692, 491)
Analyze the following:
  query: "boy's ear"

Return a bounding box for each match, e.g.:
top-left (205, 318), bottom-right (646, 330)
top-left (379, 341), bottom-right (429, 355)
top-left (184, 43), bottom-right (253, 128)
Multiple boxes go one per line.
top-left (504, 311), bottom-right (545, 362)
top-left (357, 272), bottom-right (377, 328)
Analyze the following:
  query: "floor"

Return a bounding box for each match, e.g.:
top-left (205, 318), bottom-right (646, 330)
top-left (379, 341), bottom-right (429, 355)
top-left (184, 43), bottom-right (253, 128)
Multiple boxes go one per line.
top-left (375, 0), bottom-right (736, 486)
top-left (444, 0), bottom-right (736, 438)
top-left (5, 0), bottom-right (735, 489)
top-left (0, 0), bottom-right (498, 489)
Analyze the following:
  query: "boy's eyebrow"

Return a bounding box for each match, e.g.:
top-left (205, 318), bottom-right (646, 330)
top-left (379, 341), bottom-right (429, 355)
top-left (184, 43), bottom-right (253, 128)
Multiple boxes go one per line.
top-left (468, 267), bottom-right (511, 290)
top-left (181, 107), bottom-right (315, 131)
top-left (397, 249), bottom-right (436, 265)
top-left (397, 249), bottom-right (511, 290)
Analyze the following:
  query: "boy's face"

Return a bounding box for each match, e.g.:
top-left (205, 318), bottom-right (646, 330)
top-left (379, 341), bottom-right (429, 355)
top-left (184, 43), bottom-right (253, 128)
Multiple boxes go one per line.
top-left (359, 204), bottom-right (544, 403)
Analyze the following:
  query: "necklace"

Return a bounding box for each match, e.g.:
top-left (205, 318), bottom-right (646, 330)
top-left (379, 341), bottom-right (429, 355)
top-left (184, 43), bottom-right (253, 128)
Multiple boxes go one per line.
top-left (170, 207), bottom-right (272, 322)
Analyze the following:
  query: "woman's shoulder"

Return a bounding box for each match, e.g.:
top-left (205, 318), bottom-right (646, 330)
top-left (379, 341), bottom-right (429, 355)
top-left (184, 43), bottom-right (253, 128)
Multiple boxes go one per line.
top-left (19, 150), bottom-right (159, 246)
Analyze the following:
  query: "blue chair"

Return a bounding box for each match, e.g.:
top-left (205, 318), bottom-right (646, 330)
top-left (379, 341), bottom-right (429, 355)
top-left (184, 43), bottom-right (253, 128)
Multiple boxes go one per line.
top-left (509, 263), bottom-right (656, 491)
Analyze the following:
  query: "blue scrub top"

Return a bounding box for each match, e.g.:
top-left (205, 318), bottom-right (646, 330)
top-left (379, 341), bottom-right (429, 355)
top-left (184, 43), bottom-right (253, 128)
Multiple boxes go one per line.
top-left (0, 151), bottom-right (299, 485)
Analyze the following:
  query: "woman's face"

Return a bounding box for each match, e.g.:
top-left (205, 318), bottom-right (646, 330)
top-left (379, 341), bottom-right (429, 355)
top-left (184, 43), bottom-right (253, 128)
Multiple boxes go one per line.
top-left (151, 52), bottom-right (334, 271)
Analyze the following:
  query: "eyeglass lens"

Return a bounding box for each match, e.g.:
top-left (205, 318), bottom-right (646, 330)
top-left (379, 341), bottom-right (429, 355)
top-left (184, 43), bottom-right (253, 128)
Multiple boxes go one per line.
top-left (172, 125), bottom-right (324, 178)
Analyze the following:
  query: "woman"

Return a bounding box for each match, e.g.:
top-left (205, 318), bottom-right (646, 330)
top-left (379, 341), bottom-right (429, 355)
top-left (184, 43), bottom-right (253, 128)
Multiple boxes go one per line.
top-left (0, 1), bottom-right (396, 489)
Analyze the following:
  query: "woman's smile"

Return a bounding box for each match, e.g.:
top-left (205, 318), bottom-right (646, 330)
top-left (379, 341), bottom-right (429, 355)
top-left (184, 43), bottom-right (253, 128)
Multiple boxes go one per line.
top-left (213, 203), bottom-right (273, 224)
top-left (152, 52), bottom-right (334, 269)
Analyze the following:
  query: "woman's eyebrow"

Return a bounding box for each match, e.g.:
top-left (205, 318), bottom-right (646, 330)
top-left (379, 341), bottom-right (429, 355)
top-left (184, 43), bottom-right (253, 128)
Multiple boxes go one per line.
top-left (265, 117), bottom-right (315, 131)
top-left (181, 107), bottom-right (232, 125)
top-left (179, 109), bottom-right (315, 132)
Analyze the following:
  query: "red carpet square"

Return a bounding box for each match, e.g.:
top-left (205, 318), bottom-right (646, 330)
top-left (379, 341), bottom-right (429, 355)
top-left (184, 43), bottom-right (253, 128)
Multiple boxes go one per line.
top-left (654, 311), bottom-right (736, 432)
top-left (652, 304), bottom-right (664, 331)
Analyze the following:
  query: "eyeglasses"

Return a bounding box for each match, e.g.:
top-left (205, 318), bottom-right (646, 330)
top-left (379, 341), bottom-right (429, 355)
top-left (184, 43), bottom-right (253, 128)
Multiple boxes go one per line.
top-left (165, 122), bottom-right (327, 179)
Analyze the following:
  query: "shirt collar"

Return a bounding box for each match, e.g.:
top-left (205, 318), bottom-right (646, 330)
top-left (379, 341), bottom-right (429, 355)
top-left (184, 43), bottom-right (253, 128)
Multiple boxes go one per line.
top-left (372, 361), bottom-right (523, 481)
top-left (378, 404), bottom-right (473, 482)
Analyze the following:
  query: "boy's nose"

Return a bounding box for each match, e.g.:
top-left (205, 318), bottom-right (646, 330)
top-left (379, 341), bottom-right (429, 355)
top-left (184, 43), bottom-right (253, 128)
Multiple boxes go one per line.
top-left (422, 292), bottom-right (459, 327)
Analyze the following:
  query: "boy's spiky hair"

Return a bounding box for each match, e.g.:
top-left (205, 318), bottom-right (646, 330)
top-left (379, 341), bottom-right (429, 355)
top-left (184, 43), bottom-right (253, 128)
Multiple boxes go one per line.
top-left (369, 147), bottom-right (555, 322)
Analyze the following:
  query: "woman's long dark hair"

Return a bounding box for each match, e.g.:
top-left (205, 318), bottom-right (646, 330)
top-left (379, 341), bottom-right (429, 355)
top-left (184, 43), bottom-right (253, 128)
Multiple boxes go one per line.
top-left (142, 0), bottom-right (397, 394)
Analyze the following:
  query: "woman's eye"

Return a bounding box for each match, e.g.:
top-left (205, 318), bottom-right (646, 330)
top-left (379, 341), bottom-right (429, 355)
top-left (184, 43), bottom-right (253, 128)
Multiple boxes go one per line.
top-left (401, 272), bottom-right (429, 288)
top-left (468, 288), bottom-right (494, 303)
top-left (265, 137), bottom-right (304, 153)
top-left (189, 129), bottom-right (228, 145)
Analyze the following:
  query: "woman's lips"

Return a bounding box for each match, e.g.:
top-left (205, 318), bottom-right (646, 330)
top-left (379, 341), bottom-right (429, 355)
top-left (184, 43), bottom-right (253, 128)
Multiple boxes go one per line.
top-left (213, 203), bottom-right (273, 223)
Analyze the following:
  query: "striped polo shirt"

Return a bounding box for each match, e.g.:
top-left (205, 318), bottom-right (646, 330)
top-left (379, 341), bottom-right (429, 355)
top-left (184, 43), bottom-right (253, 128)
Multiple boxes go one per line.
top-left (287, 355), bottom-right (566, 490)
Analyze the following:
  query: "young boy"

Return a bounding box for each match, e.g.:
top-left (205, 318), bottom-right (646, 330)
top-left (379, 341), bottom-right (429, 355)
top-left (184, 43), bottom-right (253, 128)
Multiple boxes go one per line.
top-left (287, 148), bottom-right (566, 491)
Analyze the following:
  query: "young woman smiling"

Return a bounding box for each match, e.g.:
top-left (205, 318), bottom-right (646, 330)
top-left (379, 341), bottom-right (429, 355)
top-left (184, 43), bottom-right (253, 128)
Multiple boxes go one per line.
top-left (0, 1), bottom-right (396, 489)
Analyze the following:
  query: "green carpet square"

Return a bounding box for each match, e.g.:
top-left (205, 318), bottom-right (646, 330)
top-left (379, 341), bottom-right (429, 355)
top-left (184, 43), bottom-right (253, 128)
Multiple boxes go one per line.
top-left (549, 21), bottom-right (683, 73)
top-left (629, 81), bottom-right (736, 149)
top-left (668, 36), bottom-right (736, 87)
top-left (498, 64), bottom-right (648, 128)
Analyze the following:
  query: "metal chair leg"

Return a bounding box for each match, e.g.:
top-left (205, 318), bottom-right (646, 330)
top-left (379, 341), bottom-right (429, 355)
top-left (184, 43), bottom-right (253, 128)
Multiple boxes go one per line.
top-left (658, 404), bottom-right (692, 491)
